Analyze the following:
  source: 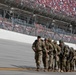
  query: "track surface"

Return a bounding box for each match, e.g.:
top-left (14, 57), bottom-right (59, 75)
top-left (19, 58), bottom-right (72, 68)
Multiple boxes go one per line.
top-left (0, 39), bottom-right (76, 75)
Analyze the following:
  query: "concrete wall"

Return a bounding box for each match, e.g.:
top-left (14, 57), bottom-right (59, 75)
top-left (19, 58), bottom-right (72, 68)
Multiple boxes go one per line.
top-left (0, 28), bottom-right (76, 49)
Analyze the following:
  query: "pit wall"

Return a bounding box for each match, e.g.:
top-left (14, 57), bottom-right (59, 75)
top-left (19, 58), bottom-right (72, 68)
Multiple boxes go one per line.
top-left (0, 29), bottom-right (76, 49)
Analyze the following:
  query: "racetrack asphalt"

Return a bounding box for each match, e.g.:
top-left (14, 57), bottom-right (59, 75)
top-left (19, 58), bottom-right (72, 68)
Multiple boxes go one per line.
top-left (0, 39), bottom-right (76, 75)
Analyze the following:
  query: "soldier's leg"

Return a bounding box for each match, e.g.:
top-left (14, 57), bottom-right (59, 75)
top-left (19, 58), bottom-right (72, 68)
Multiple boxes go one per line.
top-left (74, 59), bottom-right (75, 71)
top-left (53, 56), bottom-right (56, 71)
top-left (48, 55), bottom-right (53, 71)
top-left (35, 53), bottom-right (39, 70)
top-left (46, 53), bottom-right (49, 70)
top-left (59, 58), bottom-right (63, 72)
top-left (44, 53), bottom-right (49, 72)
top-left (63, 59), bottom-right (67, 72)
top-left (70, 62), bottom-right (72, 71)
top-left (53, 58), bottom-right (55, 71)
top-left (59, 59), bottom-right (62, 71)
top-left (37, 51), bottom-right (42, 70)
top-left (70, 60), bottom-right (74, 71)
top-left (66, 60), bottom-right (69, 72)
top-left (42, 52), bottom-right (46, 70)
top-left (58, 57), bottom-right (61, 72)
top-left (56, 56), bottom-right (60, 71)
top-left (55, 57), bottom-right (57, 70)
top-left (70, 60), bottom-right (74, 72)
top-left (68, 61), bottom-right (70, 72)
top-left (42, 53), bottom-right (45, 68)
top-left (75, 59), bottom-right (76, 67)
top-left (35, 52), bottom-right (42, 71)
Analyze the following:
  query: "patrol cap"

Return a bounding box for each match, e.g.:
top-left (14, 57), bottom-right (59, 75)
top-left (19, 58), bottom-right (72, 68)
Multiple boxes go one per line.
top-left (37, 36), bottom-right (41, 39)
top-left (44, 38), bottom-right (48, 41)
top-left (59, 40), bottom-right (63, 43)
top-left (48, 38), bottom-right (52, 42)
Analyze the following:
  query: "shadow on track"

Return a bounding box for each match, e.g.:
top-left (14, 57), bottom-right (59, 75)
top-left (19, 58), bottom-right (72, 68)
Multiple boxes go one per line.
top-left (11, 65), bottom-right (44, 72)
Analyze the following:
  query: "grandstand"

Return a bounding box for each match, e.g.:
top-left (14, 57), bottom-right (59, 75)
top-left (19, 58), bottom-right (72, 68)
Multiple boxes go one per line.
top-left (0, 0), bottom-right (76, 44)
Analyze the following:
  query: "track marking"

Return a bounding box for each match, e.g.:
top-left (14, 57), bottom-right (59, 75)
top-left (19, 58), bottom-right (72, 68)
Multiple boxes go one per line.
top-left (0, 67), bottom-right (76, 72)
top-left (0, 67), bottom-right (27, 71)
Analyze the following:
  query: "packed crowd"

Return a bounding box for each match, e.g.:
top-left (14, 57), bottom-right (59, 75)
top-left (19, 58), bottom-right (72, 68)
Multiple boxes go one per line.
top-left (0, 16), bottom-right (76, 44)
top-left (1, 0), bottom-right (75, 18)
top-left (8, 0), bottom-right (76, 18)
top-left (32, 36), bottom-right (76, 72)
top-left (36, 0), bottom-right (76, 17)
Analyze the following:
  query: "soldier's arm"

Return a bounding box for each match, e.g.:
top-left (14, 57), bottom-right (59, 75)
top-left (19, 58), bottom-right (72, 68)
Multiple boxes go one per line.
top-left (32, 40), bottom-right (37, 52)
top-left (49, 43), bottom-right (54, 52)
top-left (57, 45), bottom-right (61, 55)
top-left (42, 41), bottom-right (47, 52)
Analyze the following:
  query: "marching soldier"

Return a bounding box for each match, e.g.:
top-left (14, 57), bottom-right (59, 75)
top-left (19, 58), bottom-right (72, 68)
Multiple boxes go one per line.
top-left (69, 47), bottom-right (74, 72)
top-left (74, 50), bottom-right (76, 69)
top-left (58, 40), bottom-right (65, 72)
top-left (48, 38), bottom-right (54, 71)
top-left (63, 45), bottom-right (69, 72)
top-left (53, 41), bottom-right (61, 71)
top-left (32, 37), bottom-right (75, 72)
top-left (32, 36), bottom-right (43, 71)
top-left (42, 38), bottom-right (49, 72)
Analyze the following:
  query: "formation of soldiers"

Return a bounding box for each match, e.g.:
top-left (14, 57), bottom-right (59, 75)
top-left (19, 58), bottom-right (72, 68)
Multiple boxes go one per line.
top-left (32, 36), bottom-right (76, 72)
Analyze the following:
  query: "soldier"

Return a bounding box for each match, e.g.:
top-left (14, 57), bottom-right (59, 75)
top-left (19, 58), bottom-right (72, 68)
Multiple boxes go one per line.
top-left (32, 36), bottom-right (43, 71)
top-left (64, 46), bottom-right (70, 72)
top-left (53, 41), bottom-right (61, 71)
top-left (74, 50), bottom-right (76, 69)
top-left (58, 40), bottom-right (65, 72)
top-left (69, 47), bottom-right (74, 72)
top-left (42, 38), bottom-right (49, 72)
top-left (48, 38), bottom-right (54, 71)
top-left (63, 45), bottom-right (69, 72)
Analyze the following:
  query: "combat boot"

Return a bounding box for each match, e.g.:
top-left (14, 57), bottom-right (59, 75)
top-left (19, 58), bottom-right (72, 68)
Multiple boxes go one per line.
top-left (44, 69), bottom-right (47, 72)
top-left (36, 68), bottom-right (40, 71)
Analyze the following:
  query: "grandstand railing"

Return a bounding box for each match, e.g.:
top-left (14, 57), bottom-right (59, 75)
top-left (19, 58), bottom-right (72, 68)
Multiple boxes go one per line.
top-left (0, 16), bottom-right (76, 44)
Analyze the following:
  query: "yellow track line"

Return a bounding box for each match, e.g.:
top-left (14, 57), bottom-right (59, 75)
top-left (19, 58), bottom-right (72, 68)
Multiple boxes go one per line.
top-left (0, 68), bottom-right (76, 72)
top-left (0, 67), bottom-right (27, 71)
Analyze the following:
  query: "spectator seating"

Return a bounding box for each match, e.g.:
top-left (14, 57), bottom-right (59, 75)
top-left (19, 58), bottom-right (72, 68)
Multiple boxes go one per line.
top-left (36, 0), bottom-right (76, 17)
top-left (4, 0), bottom-right (76, 18)
top-left (0, 16), bottom-right (76, 44)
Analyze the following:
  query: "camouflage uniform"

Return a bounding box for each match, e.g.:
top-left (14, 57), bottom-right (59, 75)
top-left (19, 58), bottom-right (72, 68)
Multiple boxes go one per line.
top-left (53, 41), bottom-right (61, 71)
top-left (69, 47), bottom-right (74, 71)
top-left (32, 36), bottom-right (43, 71)
top-left (42, 38), bottom-right (49, 71)
top-left (74, 50), bottom-right (76, 69)
top-left (63, 45), bottom-right (69, 72)
top-left (48, 38), bottom-right (54, 71)
top-left (59, 40), bottom-right (65, 72)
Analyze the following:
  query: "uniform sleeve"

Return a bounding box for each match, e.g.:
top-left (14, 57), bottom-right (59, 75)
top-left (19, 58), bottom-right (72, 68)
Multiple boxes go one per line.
top-left (32, 40), bottom-right (37, 52)
top-left (42, 41), bottom-right (47, 52)
top-left (57, 45), bottom-right (61, 52)
top-left (49, 43), bottom-right (54, 51)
